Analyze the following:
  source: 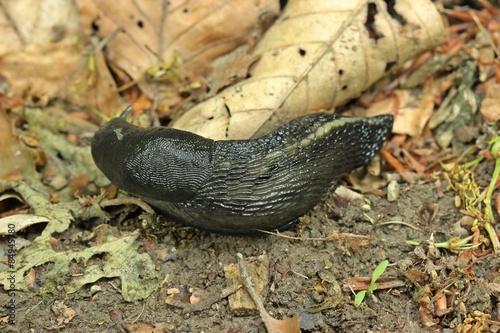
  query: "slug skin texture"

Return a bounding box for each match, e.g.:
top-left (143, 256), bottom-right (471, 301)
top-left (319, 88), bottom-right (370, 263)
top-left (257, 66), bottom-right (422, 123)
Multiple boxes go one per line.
top-left (92, 113), bottom-right (393, 234)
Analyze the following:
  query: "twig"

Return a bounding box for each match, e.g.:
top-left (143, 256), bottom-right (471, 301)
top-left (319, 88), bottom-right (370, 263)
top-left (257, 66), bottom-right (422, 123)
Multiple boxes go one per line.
top-left (130, 301), bottom-right (145, 324)
top-left (470, 11), bottom-right (500, 58)
top-left (24, 300), bottom-right (43, 316)
top-left (376, 221), bottom-right (423, 232)
top-left (236, 253), bottom-right (268, 316)
top-left (100, 197), bottom-right (155, 215)
top-left (256, 229), bottom-right (374, 241)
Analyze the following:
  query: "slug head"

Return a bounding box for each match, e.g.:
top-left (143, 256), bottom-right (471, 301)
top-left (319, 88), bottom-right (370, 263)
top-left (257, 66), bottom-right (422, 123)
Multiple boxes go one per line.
top-left (91, 117), bottom-right (214, 202)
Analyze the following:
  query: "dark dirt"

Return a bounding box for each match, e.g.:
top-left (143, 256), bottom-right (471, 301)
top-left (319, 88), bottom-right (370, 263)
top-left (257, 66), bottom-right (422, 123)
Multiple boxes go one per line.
top-left (2, 168), bottom-right (498, 332)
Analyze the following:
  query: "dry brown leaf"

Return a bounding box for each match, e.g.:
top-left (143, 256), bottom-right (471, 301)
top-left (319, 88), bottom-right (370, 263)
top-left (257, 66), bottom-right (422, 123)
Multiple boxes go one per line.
top-left (262, 313), bottom-right (301, 333)
top-left (333, 186), bottom-right (365, 202)
top-left (0, 1), bottom-right (122, 111)
top-left (24, 267), bottom-right (38, 291)
top-left (122, 321), bottom-right (174, 333)
top-left (0, 0), bottom-right (80, 53)
top-left (365, 89), bottom-right (435, 137)
top-left (86, 0), bottom-right (279, 112)
top-left (0, 214), bottom-right (49, 235)
top-left (173, 0), bottom-right (445, 140)
top-left (51, 300), bottom-right (77, 325)
top-left (0, 110), bottom-right (34, 179)
top-left (0, 43), bottom-right (122, 111)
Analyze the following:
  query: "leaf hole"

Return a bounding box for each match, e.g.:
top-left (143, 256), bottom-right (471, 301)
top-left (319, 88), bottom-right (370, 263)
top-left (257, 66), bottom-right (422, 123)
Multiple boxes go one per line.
top-left (384, 0), bottom-right (407, 26)
top-left (384, 61), bottom-right (397, 72)
top-left (91, 20), bottom-right (99, 32)
top-left (137, 20), bottom-right (144, 28)
top-left (180, 91), bottom-right (191, 98)
top-left (279, 0), bottom-right (288, 10)
top-left (364, 2), bottom-right (384, 41)
top-left (298, 48), bottom-right (306, 57)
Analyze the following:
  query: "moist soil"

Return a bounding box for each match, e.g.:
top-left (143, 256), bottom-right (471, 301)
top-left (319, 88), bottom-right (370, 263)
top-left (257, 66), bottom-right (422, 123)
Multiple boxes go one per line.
top-left (2, 167), bottom-right (499, 332)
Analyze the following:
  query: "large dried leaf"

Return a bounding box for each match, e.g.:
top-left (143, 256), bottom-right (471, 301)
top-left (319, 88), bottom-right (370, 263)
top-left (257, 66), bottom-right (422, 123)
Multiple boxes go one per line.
top-left (172, 0), bottom-right (445, 140)
top-left (0, 44), bottom-right (122, 111)
top-left (0, 215), bottom-right (49, 235)
top-left (0, 1), bottom-right (122, 111)
top-left (87, 0), bottom-right (280, 111)
top-left (0, 0), bottom-right (79, 52)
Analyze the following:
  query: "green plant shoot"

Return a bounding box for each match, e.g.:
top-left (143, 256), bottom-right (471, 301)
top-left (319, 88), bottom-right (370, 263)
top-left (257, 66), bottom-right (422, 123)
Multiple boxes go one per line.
top-left (354, 260), bottom-right (389, 307)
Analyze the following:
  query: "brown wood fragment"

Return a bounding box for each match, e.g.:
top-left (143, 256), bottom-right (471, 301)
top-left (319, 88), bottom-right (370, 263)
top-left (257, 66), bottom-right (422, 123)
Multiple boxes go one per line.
top-left (223, 254), bottom-right (269, 315)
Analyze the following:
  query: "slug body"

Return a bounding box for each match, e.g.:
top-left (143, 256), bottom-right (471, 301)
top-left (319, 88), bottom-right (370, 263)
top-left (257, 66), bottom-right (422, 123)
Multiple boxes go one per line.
top-left (91, 112), bottom-right (393, 234)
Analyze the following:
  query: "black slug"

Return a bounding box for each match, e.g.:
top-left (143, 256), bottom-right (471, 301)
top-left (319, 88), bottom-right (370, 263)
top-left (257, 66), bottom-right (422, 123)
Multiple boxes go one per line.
top-left (91, 108), bottom-right (393, 234)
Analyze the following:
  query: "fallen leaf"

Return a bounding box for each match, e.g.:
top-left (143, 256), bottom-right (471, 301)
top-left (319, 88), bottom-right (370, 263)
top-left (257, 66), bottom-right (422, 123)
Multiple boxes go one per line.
top-left (365, 89), bottom-right (435, 137)
top-left (173, 0), bottom-right (445, 140)
top-left (0, 1), bottom-right (122, 111)
top-left (108, 307), bottom-right (123, 324)
top-left (342, 276), bottom-right (405, 292)
top-left (0, 207), bottom-right (159, 302)
top-left (0, 44), bottom-right (122, 112)
top-left (333, 186), bottom-right (365, 202)
top-left (262, 313), bottom-right (301, 333)
top-left (0, 214), bottom-right (49, 234)
top-left (83, 0), bottom-right (279, 113)
top-left (0, 110), bottom-right (35, 179)
top-left (24, 267), bottom-right (38, 291)
top-left (51, 300), bottom-right (77, 325)
top-left (0, 0), bottom-right (80, 53)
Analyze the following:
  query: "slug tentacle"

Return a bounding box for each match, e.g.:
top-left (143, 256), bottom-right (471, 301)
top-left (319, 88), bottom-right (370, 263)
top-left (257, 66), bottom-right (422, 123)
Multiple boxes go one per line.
top-left (91, 112), bottom-right (393, 234)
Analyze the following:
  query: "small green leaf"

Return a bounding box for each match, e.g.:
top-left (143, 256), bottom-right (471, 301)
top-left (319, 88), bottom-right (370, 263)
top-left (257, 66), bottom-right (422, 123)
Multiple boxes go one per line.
top-left (371, 260), bottom-right (389, 285)
top-left (354, 290), bottom-right (367, 307)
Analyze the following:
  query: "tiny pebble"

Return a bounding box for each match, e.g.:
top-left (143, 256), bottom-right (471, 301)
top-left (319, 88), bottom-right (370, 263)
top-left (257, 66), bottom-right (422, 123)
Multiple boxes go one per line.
top-left (387, 180), bottom-right (400, 202)
top-left (49, 176), bottom-right (68, 190)
top-left (90, 285), bottom-right (102, 295)
top-left (360, 204), bottom-right (371, 212)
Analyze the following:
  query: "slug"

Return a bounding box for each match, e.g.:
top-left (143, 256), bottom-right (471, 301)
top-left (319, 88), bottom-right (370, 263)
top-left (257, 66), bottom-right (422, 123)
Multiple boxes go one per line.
top-left (91, 108), bottom-right (393, 234)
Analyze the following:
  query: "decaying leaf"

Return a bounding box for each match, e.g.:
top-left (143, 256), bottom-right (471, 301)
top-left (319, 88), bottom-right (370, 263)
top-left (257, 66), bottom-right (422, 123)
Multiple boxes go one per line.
top-left (0, 110), bottom-right (35, 179)
top-left (0, 214), bottom-right (49, 235)
top-left (0, 181), bottom-right (159, 302)
top-left (173, 0), bottom-right (445, 140)
top-left (0, 1), bottom-right (122, 112)
top-left (1, 226), bottom-right (159, 302)
top-left (51, 300), bottom-right (77, 325)
top-left (0, 0), bottom-right (80, 53)
top-left (0, 43), bottom-right (123, 112)
top-left (365, 89), bottom-right (436, 137)
top-left (63, 229), bottom-right (159, 302)
top-left (83, 0), bottom-right (280, 114)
